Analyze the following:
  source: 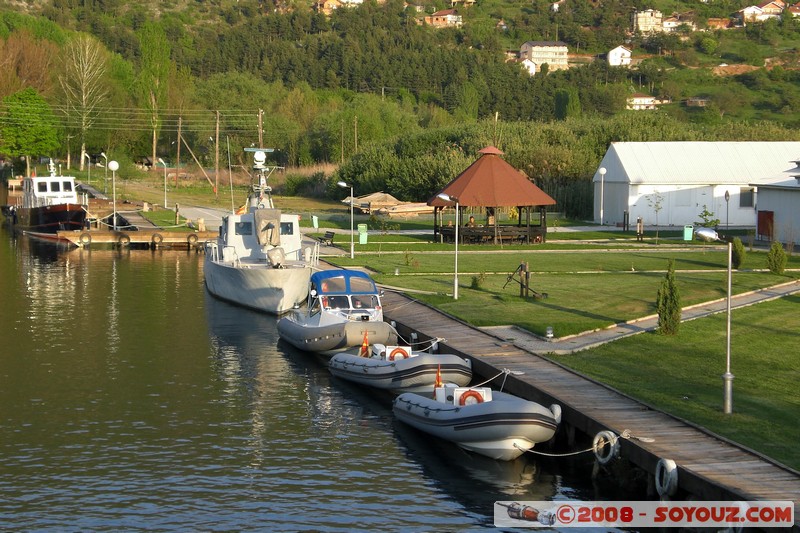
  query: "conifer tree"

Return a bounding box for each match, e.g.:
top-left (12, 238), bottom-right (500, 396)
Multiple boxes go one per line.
top-left (656, 259), bottom-right (681, 335)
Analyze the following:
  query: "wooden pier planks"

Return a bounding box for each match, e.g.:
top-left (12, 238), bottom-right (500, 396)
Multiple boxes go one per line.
top-left (382, 290), bottom-right (800, 521)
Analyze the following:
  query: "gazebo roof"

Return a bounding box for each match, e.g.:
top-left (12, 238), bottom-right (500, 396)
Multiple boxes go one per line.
top-left (427, 146), bottom-right (556, 207)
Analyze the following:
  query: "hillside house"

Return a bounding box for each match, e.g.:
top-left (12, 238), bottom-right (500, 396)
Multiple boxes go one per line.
top-left (662, 15), bottom-right (697, 32)
top-left (607, 45), bottom-right (632, 67)
top-left (592, 141), bottom-right (800, 228)
top-left (519, 41), bottom-right (569, 72)
top-left (627, 93), bottom-right (658, 110)
top-left (425, 9), bottom-right (463, 27)
top-left (685, 96), bottom-right (710, 107)
top-left (633, 9), bottom-right (663, 33)
top-left (738, 1), bottom-right (785, 22)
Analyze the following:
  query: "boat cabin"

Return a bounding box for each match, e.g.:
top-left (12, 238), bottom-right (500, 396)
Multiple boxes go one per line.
top-left (22, 174), bottom-right (80, 209)
top-left (307, 270), bottom-right (384, 320)
top-left (218, 207), bottom-right (304, 263)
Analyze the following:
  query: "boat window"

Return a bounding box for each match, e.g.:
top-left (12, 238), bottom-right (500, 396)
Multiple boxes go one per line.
top-left (37, 182), bottom-right (48, 193)
top-left (234, 221), bottom-right (252, 235)
top-left (63, 181), bottom-right (73, 192)
top-left (352, 295), bottom-right (377, 309)
top-left (349, 277), bottom-right (376, 294)
top-left (320, 276), bottom-right (346, 293)
top-left (50, 181), bottom-right (61, 192)
top-left (280, 222), bottom-right (293, 235)
top-left (326, 296), bottom-right (349, 309)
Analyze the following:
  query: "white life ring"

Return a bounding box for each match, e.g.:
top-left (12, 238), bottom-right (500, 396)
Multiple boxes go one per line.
top-left (654, 458), bottom-right (678, 497)
top-left (79, 232), bottom-right (92, 245)
top-left (549, 404), bottom-right (562, 425)
top-left (592, 430), bottom-right (619, 465)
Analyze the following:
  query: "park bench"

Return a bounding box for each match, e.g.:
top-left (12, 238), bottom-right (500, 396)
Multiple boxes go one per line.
top-left (319, 231), bottom-right (336, 246)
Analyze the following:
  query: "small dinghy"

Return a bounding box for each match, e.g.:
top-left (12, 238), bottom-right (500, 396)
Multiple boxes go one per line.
top-left (393, 384), bottom-right (561, 461)
top-left (328, 343), bottom-right (473, 394)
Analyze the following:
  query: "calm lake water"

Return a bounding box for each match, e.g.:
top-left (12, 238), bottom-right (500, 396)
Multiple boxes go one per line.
top-left (0, 227), bottom-right (618, 531)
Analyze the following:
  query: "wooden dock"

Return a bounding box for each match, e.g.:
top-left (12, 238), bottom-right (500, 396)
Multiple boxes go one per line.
top-left (51, 229), bottom-right (216, 249)
top-left (381, 290), bottom-right (800, 522)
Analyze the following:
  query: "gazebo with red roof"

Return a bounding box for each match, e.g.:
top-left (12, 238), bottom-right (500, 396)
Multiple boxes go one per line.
top-left (427, 146), bottom-right (556, 244)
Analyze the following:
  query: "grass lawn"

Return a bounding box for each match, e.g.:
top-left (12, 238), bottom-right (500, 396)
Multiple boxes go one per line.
top-left (547, 296), bottom-right (800, 471)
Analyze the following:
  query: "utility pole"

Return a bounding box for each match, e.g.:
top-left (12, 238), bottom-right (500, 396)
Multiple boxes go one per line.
top-left (258, 109), bottom-right (264, 147)
top-left (176, 116), bottom-right (182, 187)
top-left (215, 110), bottom-right (220, 198)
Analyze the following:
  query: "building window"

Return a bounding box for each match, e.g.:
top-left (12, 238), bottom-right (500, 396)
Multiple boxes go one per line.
top-left (739, 188), bottom-right (754, 207)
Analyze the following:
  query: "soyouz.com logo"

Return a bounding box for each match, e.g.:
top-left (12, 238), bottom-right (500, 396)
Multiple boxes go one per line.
top-left (494, 501), bottom-right (794, 528)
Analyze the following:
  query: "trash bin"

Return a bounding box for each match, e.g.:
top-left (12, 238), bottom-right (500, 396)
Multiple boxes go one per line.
top-left (683, 225), bottom-right (693, 241)
top-left (358, 223), bottom-right (368, 245)
top-left (311, 215), bottom-right (319, 229)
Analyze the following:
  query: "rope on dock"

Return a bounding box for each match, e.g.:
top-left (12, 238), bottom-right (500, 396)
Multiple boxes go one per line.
top-left (515, 442), bottom-right (596, 457)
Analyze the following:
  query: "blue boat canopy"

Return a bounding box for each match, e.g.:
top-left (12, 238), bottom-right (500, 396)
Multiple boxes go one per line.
top-left (310, 270), bottom-right (379, 295)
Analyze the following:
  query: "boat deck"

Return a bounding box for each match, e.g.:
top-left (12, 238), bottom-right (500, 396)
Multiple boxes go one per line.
top-left (381, 290), bottom-right (800, 522)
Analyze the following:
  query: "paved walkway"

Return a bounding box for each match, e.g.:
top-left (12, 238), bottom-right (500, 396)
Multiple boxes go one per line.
top-left (482, 279), bottom-right (800, 355)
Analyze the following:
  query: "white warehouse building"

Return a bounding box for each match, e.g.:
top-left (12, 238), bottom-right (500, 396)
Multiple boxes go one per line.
top-left (751, 159), bottom-right (800, 243)
top-left (593, 141), bottom-right (800, 229)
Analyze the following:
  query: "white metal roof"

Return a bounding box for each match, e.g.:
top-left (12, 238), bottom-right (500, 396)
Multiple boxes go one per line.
top-left (594, 141), bottom-right (800, 185)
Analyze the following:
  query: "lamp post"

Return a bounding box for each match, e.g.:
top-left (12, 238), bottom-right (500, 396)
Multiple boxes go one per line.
top-left (158, 158), bottom-right (168, 209)
top-left (598, 167), bottom-right (606, 225)
top-left (723, 240), bottom-right (734, 414)
top-left (724, 190), bottom-right (730, 231)
top-left (83, 153), bottom-right (91, 185)
top-left (437, 193), bottom-right (459, 300)
top-left (108, 160), bottom-right (119, 231)
top-left (100, 152), bottom-right (108, 194)
top-left (337, 181), bottom-right (354, 259)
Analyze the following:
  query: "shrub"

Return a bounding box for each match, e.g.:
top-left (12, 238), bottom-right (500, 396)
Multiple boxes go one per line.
top-left (732, 237), bottom-right (746, 269)
top-left (766, 241), bottom-right (787, 274)
top-left (471, 271), bottom-right (486, 289)
top-left (656, 259), bottom-right (681, 335)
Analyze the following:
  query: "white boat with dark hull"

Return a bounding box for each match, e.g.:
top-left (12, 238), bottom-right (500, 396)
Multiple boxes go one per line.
top-left (277, 269), bottom-right (397, 356)
top-left (393, 385), bottom-right (561, 461)
top-left (204, 149), bottom-right (314, 315)
top-left (8, 159), bottom-right (88, 236)
top-left (328, 343), bottom-right (473, 394)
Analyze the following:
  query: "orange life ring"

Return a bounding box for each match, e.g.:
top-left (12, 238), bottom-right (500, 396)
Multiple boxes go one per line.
top-left (459, 390), bottom-right (485, 405)
top-left (388, 347), bottom-right (409, 361)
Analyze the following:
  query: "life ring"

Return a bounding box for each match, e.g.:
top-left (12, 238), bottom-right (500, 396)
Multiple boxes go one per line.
top-left (79, 232), bottom-right (92, 245)
top-left (592, 430), bottom-right (619, 465)
top-left (187, 233), bottom-right (198, 245)
top-left (459, 390), bottom-right (484, 406)
top-left (118, 234), bottom-right (131, 246)
top-left (534, 234), bottom-right (543, 244)
top-left (388, 347), bottom-right (409, 361)
top-left (151, 233), bottom-right (163, 245)
top-left (654, 458), bottom-right (678, 497)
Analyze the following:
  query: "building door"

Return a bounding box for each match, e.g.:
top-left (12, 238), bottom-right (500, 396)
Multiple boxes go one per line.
top-left (757, 210), bottom-right (774, 241)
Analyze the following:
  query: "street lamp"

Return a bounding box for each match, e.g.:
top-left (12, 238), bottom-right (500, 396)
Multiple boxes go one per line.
top-left (108, 160), bottom-right (119, 230)
top-left (724, 190), bottom-right (730, 231)
top-left (158, 157), bottom-right (168, 209)
top-left (337, 181), bottom-right (354, 259)
top-left (83, 153), bottom-right (91, 185)
top-left (723, 240), bottom-right (734, 414)
top-left (100, 152), bottom-right (108, 193)
top-left (598, 167), bottom-right (607, 225)
top-left (437, 193), bottom-right (459, 300)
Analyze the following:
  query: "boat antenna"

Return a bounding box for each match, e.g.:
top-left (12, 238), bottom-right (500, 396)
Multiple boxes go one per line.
top-left (244, 147), bottom-right (283, 210)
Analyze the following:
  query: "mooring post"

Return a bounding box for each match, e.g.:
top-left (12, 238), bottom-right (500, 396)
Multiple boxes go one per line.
top-left (525, 262), bottom-right (531, 298)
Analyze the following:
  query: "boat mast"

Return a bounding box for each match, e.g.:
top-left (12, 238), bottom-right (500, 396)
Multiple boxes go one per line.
top-left (244, 148), bottom-right (283, 210)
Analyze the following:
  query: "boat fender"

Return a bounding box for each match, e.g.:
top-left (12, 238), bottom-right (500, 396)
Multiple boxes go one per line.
top-left (549, 404), bottom-right (562, 425)
top-left (388, 347), bottom-right (410, 361)
top-left (118, 234), bottom-right (131, 246)
top-left (654, 458), bottom-right (678, 498)
top-left (187, 233), bottom-right (198, 245)
top-left (79, 232), bottom-right (92, 245)
top-left (458, 389), bottom-right (485, 406)
top-left (152, 233), bottom-right (164, 245)
top-left (592, 430), bottom-right (619, 465)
